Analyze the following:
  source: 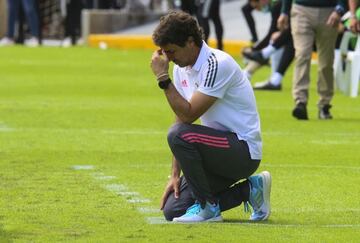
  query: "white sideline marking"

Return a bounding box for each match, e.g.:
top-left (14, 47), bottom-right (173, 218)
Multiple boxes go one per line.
top-left (93, 175), bottom-right (117, 180)
top-left (72, 165), bottom-right (94, 170)
top-left (127, 198), bottom-right (151, 203)
top-left (0, 122), bottom-right (14, 132)
top-left (138, 207), bottom-right (161, 214)
top-left (118, 192), bottom-right (139, 196)
top-left (104, 184), bottom-right (151, 204)
top-left (73, 166), bottom-right (158, 222)
top-left (146, 217), bottom-right (360, 228)
top-left (104, 184), bottom-right (128, 193)
top-left (74, 167), bottom-right (360, 226)
top-left (92, 172), bottom-right (115, 180)
top-left (147, 217), bottom-right (170, 224)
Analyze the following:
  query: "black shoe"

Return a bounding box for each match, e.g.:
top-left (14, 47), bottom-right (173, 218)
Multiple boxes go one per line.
top-left (243, 50), bottom-right (269, 65)
top-left (319, 104), bottom-right (333, 120)
top-left (253, 80), bottom-right (282, 91)
top-left (292, 102), bottom-right (308, 120)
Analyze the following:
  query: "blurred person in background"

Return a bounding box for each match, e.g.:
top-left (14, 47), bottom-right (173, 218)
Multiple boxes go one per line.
top-left (180, 0), bottom-right (197, 15)
top-left (0, 0), bottom-right (40, 47)
top-left (241, 0), bottom-right (296, 91)
top-left (348, 0), bottom-right (360, 33)
top-left (196, 0), bottom-right (224, 50)
top-left (249, 28), bottom-right (295, 91)
top-left (278, 0), bottom-right (347, 120)
top-left (243, 0), bottom-right (281, 51)
top-left (241, 0), bottom-right (258, 44)
top-left (62, 0), bottom-right (84, 47)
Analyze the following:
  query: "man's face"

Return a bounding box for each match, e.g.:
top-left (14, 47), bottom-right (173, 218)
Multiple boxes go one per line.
top-left (161, 39), bottom-right (197, 67)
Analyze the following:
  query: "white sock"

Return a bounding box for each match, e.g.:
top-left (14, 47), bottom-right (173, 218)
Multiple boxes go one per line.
top-left (269, 72), bottom-right (283, 86)
top-left (270, 47), bottom-right (284, 75)
top-left (261, 45), bottom-right (276, 59)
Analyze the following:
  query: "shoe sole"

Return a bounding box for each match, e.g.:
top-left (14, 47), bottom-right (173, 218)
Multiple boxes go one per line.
top-left (259, 171), bottom-right (271, 220)
top-left (173, 215), bottom-right (223, 223)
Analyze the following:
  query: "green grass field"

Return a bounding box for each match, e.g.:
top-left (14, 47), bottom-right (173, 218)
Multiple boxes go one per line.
top-left (0, 46), bottom-right (359, 242)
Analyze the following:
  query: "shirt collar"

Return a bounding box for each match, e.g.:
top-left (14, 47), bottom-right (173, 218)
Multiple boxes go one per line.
top-left (191, 41), bottom-right (211, 72)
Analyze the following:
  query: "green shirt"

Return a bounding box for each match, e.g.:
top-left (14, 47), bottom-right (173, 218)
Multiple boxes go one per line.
top-left (281, 0), bottom-right (347, 15)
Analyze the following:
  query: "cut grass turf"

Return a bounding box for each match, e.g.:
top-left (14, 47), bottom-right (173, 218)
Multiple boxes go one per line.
top-left (0, 46), bottom-right (359, 242)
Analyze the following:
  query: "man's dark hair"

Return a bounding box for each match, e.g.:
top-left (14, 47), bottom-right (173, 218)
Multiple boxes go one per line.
top-left (152, 10), bottom-right (204, 47)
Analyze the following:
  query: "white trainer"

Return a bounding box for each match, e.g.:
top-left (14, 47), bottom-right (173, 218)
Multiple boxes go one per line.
top-left (25, 37), bottom-right (39, 47)
top-left (248, 171), bottom-right (272, 221)
top-left (173, 201), bottom-right (223, 223)
top-left (0, 37), bottom-right (15, 47)
top-left (61, 37), bottom-right (72, 48)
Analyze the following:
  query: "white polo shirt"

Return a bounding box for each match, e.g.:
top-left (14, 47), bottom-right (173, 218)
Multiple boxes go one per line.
top-left (173, 41), bottom-right (262, 160)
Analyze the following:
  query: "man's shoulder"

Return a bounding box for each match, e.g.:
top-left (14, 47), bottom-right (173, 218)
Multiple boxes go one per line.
top-left (202, 49), bottom-right (237, 73)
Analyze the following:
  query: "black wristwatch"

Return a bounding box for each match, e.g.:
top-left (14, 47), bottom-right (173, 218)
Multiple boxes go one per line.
top-left (158, 78), bottom-right (172, 90)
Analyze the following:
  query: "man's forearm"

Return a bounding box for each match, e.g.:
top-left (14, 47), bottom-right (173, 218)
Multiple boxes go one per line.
top-left (163, 83), bottom-right (196, 123)
top-left (171, 156), bottom-right (181, 178)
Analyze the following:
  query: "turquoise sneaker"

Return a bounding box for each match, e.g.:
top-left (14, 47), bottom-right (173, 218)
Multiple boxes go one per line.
top-left (248, 171), bottom-right (271, 221)
top-left (173, 201), bottom-right (223, 223)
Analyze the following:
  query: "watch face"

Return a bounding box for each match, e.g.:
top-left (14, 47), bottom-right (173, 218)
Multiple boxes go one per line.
top-left (159, 81), bottom-right (167, 89)
top-left (159, 79), bottom-right (171, 89)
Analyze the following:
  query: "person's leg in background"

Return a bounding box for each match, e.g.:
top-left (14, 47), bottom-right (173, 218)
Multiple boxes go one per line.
top-left (64, 0), bottom-right (83, 46)
top-left (242, 0), bottom-right (257, 43)
top-left (181, 0), bottom-right (197, 15)
top-left (315, 8), bottom-right (338, 119)
top-left (197, 0), bottom-right (210, 43)
top-left (245, 28), bottom-right (292, 86)
top-left (291, 4), bottom-right (315, 120)
top-left (252, 47), bottom-right (284, 90)
top-left (20, 0), bottom-right (39, 46)
top-left (209, 0), bottom-right (223, 50)
top-left (253, 33), bottom-right (295, 90)
top-left (272, 40), bottom-right (295, 86)
top-left (242, 1), bottom-right (282, 62)
top-left (0, 0), bottom-right (20, 46)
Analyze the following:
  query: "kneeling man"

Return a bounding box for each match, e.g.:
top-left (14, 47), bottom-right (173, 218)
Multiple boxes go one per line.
top-left (150, 11), bottom-right (271, 223)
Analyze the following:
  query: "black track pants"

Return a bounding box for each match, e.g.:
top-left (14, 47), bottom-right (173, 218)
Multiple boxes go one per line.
top-left (167, 123), bottom-right (260, 207)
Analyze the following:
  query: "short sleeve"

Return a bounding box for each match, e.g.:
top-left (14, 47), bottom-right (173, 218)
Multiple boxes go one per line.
top-left (198, 53), bottom-right (232, 98)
